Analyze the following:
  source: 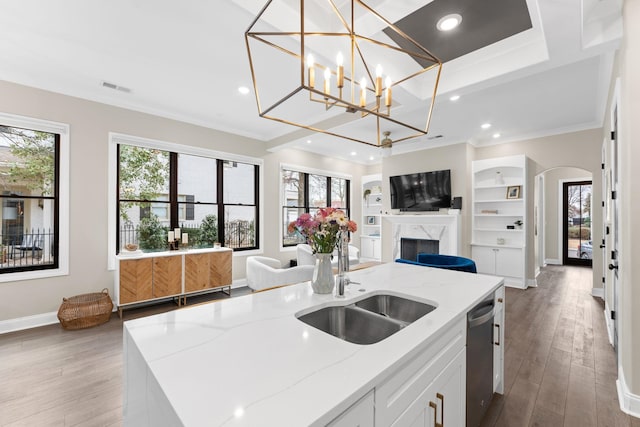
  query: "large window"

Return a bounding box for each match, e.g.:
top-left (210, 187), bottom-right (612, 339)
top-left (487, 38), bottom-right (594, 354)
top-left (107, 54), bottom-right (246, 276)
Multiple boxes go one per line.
top-left (282, 168), bottom-right (350, 246)
top-left (117, 145), bottom-right (259, 253)
top-left (0, 124), bottom-right (59, 274)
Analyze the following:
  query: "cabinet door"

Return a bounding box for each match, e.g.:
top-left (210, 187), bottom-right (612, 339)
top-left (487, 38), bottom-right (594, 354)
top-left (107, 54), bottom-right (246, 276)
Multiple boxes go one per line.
top-left (424, 349), bottom-right (465, 427)
top-left (209, 251), bottom-right (232, 288)
top-left (493, 286), bottom-right (505, 394)
top-left (372, 239), bottom-right (381, 260)
top-left (495, 247), bottom-right (522, 278)
top-left (327, 390), bottom-right (374, 427)
top-left (360, 238), bottom-right (374, 259)
top-left (472, 246), bottom-right (497, 275)
top-left (152, 256), bottom-right (182, 298)
top-left (185, 253), bottom-right (211, 292)
top-left (119, 258), bottom-right (153, 304)
top-left (391, 349), bottom-right (465, 427)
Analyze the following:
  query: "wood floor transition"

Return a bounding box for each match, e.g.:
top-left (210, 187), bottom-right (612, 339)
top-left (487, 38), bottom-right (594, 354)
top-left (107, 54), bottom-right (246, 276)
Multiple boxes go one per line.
top-left (0, 266), bottom-right (638, 426)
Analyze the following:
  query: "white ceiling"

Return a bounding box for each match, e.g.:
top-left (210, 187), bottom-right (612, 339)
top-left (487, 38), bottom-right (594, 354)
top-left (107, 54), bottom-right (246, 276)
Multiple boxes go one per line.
top-left (0, 0), bottom-right (622, 164)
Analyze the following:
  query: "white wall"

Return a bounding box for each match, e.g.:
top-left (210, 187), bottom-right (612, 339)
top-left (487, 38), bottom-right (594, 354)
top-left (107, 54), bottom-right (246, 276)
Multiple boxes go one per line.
top-left (617, 0), bottom-right (640, 401)
top-left (541, 167), bottom-right (593, 263)
top-left (0, 79), bottom-right (364, 322)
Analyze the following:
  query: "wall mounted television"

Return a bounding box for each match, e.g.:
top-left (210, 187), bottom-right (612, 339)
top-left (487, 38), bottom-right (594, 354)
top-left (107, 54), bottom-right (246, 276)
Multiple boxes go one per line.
top-left (389, 169), bottom-right (452, 211)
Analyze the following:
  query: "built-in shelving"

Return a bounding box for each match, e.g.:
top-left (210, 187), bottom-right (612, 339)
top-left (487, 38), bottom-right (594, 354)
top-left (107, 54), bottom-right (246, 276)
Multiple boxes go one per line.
top-left (361, 174), bottom-right (382, 261)
top-left (471, 155), bottom-right (529, 289)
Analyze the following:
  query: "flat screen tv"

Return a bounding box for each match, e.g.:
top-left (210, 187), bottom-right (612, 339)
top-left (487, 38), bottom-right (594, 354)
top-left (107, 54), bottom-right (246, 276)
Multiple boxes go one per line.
top-left (389, 169), bottom-right (451, 211)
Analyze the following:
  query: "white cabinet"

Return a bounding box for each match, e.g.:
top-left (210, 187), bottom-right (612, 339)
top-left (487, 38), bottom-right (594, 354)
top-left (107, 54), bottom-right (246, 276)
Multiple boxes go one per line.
top-left (493, 286), bottom-right (505, 394)
top-left (472, 155), bottom-right (529, 289)
top-left (327, 390), bottom-right (374, 427)
top-left (472, 245), bottom-right (523, 283)
top-left (361, 174), bottom-right (382, 261)
top-left (360, 236), bottom-right (381, 260)
top-left (392, 349), bottom-right (465, 427)
top-left (376, 317), bottom-right (466, 426)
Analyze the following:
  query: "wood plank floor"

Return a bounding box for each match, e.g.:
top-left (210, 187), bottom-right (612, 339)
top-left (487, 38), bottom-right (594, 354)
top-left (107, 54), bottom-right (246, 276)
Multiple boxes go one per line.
top-left (0, 267), bottom-right (638, 426)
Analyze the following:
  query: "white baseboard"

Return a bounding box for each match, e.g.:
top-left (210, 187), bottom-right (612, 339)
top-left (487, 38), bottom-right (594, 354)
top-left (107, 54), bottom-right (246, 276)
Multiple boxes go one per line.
top-left (604, 302), bottom-right (615, 346)
top-left (617, 366), bottom-right (640, 417)
top-left (591, 287), bottom-right (604, 299)
top-left (1, 280), bottom-right (250, 335)
top-left (527, 278), bottom-right (538, 288)
top-left (534, 266), bottom-right (540, 278)
top-left (545, 258), bottom-right (562, 265)
top-left (0, 311), bottom-right (59, 335)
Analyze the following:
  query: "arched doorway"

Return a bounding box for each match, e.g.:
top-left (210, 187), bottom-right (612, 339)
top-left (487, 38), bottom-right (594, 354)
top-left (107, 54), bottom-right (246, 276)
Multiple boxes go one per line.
top-left (534, 167), bottom-right (593, 270)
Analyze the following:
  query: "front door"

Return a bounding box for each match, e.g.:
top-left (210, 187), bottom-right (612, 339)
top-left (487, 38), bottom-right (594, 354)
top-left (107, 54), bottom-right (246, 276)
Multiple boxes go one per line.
top-left (610, 103), bottom-right (620, 352)
top-left (562, 181), bottom-right (593, 266)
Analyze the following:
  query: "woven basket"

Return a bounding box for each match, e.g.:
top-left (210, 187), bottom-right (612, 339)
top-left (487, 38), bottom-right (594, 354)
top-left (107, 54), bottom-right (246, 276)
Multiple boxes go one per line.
top-left (57, 288), bottom-right (113, 330)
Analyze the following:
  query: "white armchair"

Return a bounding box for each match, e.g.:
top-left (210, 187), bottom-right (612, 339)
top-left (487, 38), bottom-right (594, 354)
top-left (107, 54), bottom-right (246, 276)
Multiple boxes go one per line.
top-left (246, 256), bottom-right (314, 292)
top-left (296, 244), bottom-right (360, 268)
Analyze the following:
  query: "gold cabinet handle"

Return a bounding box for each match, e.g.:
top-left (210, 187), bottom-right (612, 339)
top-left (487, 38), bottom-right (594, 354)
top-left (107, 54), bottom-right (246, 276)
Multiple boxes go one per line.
top-left (429, 401), bottom-right (438, 426)
top-left (494, 323), bottom-right (501, 346)
top-left (430, 393), bottom-right (444, 427)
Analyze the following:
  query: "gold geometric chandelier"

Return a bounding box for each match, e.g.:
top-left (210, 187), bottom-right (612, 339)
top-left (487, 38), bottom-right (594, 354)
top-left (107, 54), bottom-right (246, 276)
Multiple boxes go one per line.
top-left (245, 0), bottom-right (443, 148)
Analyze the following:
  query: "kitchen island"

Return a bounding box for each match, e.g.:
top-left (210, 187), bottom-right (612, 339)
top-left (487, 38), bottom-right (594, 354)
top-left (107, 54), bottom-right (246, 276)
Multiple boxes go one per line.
top-left (123, 262), bottom-right (504, 426)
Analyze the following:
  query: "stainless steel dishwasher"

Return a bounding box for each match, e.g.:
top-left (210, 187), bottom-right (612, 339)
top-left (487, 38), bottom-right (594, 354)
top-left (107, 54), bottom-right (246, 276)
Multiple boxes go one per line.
top-left (466, 293), bottom-right (495, 427)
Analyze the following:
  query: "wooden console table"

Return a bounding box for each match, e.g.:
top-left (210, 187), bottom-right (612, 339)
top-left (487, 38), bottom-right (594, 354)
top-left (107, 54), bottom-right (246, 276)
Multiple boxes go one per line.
top-left (115, 248), bottom-right (232, 317)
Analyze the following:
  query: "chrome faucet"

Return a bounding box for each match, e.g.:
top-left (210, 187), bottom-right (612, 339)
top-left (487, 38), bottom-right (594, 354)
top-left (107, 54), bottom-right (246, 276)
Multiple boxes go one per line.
top-left (336, 226), bottom-right (350, 297)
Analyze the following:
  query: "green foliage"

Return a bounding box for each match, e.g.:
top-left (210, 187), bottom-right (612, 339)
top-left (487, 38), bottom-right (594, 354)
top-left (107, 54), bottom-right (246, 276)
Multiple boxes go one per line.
top-left (138, 214), bottom-right (167, 250)
top-left (568, 226), bottom-right (591, 240)
top-left (0, 127), bottom-right (55, 195)
top-left (199, 214), bottom-right (218, 246)
top-left (118, 145), bottom-right (169, 221)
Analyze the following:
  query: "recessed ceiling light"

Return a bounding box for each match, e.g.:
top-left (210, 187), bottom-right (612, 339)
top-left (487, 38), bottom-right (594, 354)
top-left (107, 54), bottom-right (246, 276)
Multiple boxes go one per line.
top-left (449, 95), bottom-right (460, 101)
top-left (437, 14), bottom-right (462, 32)
top-left (369, 156), bottom-right (375, 161)
top-left (238, 86), bottom-right (250, 95)
top-left (350, 151), bottom-right (357, 156)
top-left (306, 139), bottom-right (312, 144)
top-left (481, 123), bottom-right (492, 129)
top-left (493, 133), bottom-right (501, 138)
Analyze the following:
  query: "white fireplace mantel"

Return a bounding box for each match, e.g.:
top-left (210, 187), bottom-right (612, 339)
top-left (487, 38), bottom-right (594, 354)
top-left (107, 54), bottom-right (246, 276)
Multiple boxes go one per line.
top-left (382, 214), bottom-right (461, 259)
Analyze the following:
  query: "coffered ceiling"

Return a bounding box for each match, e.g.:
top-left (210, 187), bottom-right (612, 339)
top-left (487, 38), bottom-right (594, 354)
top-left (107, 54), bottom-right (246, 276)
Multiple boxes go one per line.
top-left (0, 0), bottom-right (622, 164)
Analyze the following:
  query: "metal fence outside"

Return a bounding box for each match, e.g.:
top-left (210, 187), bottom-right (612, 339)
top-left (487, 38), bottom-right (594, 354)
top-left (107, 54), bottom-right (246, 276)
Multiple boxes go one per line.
top-left (0, 228), bottom-right (55, 269)
top-left (119, 220), bottom-right (255, 251)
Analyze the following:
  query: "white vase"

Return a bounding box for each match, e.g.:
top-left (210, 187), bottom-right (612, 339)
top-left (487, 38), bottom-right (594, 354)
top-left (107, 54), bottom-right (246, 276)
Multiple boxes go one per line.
top-left (495, 171), bottom-right (504, 185)
top-left (311, 253), bottom-right (334, 294)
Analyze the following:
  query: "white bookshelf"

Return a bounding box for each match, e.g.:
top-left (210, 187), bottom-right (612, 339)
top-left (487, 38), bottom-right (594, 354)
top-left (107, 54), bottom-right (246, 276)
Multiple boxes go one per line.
top-left (471, 155), bottom-right (529, 288)
top-left (361, 174), bottom-right (382, 261)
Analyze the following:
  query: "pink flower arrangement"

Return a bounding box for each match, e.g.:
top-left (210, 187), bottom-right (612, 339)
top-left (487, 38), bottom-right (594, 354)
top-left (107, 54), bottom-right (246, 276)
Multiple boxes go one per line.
top-left (288, 207), bottom-right (357, 254)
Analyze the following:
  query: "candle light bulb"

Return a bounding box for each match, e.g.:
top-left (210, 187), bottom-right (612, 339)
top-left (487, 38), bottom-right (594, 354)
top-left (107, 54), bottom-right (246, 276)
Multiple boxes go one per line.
top-left (359, 77), bottom-right (367, 107)
top-left (375, 64), bottom-right (383, 97)
top-left (323, 68), bottom-right (331, 96)
top-left (385, 76), bottom-right (392, 108)
top-left (336, 52), bottom-right (344, 89)
top-left (307, 54), bottom-right (315, 88)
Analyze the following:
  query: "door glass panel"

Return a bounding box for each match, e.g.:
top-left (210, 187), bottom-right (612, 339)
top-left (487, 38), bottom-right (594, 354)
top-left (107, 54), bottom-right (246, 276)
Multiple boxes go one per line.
top-left (565, 182), bottom-right (592, 263)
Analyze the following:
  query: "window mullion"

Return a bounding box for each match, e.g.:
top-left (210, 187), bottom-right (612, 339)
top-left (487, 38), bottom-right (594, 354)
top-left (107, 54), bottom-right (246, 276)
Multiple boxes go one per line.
top-left (216, 159), bottom-right (224, 245)
top-left (169, 152), bottom-right (179, 228)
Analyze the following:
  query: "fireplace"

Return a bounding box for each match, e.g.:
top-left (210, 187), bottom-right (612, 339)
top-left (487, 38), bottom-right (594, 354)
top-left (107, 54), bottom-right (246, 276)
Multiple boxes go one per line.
top-left (401, 238), bottom-right (439, 261)
top-left (385, 214), bottom-right (460, 260)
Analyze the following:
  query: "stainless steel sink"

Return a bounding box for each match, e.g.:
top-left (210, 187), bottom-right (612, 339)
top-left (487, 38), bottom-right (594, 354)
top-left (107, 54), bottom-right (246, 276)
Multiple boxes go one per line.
top-left (297, 305), bottom-right (404, 345)
top-left (355, 294), bottom-right (436, 324)
top-left (297, 294), bottom-right (436, 345)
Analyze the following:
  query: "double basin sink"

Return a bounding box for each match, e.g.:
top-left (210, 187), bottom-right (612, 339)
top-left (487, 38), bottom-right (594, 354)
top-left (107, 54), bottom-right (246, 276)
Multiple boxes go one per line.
top-left (297, 294), bottom-right (436, 345)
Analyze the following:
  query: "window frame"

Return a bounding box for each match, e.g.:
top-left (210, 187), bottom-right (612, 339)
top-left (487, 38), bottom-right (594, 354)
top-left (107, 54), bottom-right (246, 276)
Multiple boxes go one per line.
top-left (280, 163), bottom-right (352, 249)
top-left (108, 133), bottom-right (263, 270)
top-left (0, 112), bottom-right (69, 283)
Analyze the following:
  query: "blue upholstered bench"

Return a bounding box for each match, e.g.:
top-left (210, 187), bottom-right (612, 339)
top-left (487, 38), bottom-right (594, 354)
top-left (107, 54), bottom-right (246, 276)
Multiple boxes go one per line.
top-left (395, 253), bottom-right (477, 273)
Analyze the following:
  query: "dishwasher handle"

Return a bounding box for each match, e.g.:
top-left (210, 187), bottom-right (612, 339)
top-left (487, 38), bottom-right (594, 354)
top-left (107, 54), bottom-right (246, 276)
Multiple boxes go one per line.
top-left (467, 302), bottom-right (495, 328)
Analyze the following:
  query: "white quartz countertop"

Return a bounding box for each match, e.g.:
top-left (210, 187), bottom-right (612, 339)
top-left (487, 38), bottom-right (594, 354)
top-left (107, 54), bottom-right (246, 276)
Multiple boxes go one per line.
top-left (123, 262), bottom-right (503, 426)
